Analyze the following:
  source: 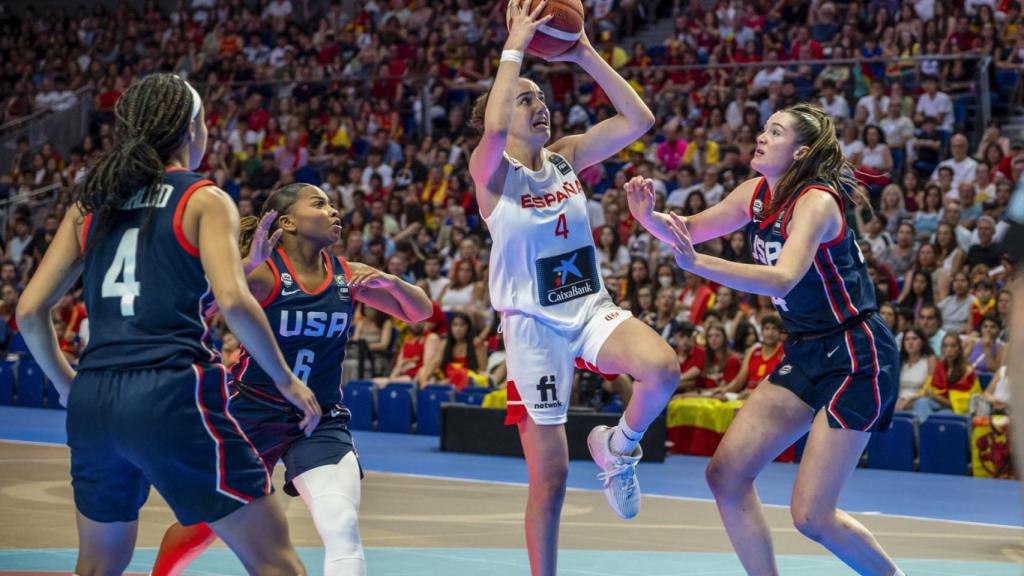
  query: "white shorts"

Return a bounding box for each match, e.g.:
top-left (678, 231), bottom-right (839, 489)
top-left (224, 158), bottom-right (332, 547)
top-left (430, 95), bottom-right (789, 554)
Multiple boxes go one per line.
top-left (502, 301), bottom-right (632, 426)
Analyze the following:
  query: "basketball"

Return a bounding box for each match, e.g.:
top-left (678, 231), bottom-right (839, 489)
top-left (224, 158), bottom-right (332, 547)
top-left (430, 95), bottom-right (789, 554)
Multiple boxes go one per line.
top-left (506, 0), bottom-right (585, 58)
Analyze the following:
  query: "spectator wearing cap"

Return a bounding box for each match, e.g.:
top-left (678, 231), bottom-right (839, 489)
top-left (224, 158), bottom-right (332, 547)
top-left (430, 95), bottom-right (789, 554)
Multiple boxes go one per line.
top-left (932, 134), bottom-right (978, 194)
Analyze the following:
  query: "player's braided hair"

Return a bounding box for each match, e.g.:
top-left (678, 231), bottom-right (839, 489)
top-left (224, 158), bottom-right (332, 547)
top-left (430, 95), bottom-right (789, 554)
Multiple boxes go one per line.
top-left (766, 103), bottom-right (866, 216)
top-left (238, 183), bottom-right (309, 257)
top-left (76, 73), bottom-right (197, 249)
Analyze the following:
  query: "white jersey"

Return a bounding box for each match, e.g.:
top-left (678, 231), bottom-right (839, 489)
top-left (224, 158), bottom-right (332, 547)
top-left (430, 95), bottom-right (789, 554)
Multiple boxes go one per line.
top-left (485, 149), bottom-right (611, 331)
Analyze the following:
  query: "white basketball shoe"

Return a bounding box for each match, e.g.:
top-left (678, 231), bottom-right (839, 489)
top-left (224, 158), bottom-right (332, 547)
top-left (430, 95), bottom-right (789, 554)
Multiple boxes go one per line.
top-left (587, 425), bottom-right (642, 519)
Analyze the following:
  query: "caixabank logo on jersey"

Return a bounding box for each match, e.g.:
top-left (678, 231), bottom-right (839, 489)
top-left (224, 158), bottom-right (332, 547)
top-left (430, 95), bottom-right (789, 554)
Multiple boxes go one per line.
top-left (535, 245), bottom-right (600, 307)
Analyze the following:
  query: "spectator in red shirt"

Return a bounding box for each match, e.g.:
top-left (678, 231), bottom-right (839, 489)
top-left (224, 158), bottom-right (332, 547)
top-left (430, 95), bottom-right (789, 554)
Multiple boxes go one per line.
top-left (671, 321), bottom-right (705, 393)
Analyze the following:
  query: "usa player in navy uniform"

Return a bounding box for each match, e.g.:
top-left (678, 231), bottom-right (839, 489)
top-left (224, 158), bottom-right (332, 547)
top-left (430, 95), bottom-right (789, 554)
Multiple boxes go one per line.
top-left (152, 183), bottom-right (433, 576)
top-left (15, 74), bottom-right (318, 575)
top-left (629, 103), bottom-right (904, 576)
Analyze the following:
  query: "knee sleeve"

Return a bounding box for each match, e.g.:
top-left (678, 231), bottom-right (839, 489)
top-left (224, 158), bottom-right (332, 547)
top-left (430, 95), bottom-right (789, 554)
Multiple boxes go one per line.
top-left (292, 452), bottom-right (366, 576)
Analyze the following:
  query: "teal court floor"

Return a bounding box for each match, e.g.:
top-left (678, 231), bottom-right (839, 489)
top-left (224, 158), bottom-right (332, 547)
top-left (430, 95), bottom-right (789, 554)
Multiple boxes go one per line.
top-left (0, 407), bottom-right (1022, 575)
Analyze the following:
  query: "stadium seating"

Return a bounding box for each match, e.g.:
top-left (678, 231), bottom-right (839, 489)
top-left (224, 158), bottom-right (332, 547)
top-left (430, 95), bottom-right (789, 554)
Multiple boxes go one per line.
top-left (344, 380), bottom-right (375, 431)
top-left (867, 413), bottom-right (915, 472)
top-left (378, 382), bottom-right (416, 434)
top-left (0, 359), bottom-right (14, 405)
top-left (919, 415), bottom-right (971, 475)
top-left (455, 387), bottom-right (489, 406)
top-left (417, 384), bottom-right (455, 435)
top-left (15, 359), bottom-right (44, 408)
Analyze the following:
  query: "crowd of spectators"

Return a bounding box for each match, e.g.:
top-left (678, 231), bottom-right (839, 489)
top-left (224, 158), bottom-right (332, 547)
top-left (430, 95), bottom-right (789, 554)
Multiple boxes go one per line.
top-left (0, 0), bottom-right (1019, 423)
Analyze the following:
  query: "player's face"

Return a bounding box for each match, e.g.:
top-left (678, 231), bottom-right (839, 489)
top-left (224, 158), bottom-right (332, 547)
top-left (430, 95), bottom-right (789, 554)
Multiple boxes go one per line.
top-left (511, 79), bottom-right (550, 145)
top-left (751, 112), bottom-right (807, 178)
top-left (286, 186), bottom-right (342, 247)
top-left (188, 103), bottom-right (208, 170)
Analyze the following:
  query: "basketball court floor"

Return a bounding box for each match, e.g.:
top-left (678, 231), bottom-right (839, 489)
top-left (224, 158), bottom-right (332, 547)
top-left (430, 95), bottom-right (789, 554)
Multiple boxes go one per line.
top-left (0, 406), bottom-right (1021, 575)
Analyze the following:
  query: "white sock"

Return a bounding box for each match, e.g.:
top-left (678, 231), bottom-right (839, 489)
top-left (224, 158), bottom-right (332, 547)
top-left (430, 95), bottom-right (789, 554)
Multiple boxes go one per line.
top-left (609, 416), bottom-right (643, 455)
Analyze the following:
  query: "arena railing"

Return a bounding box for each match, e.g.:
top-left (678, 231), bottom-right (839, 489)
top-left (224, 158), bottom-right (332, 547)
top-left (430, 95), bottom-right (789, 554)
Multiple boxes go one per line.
top-left (0, 87), bottom-right (93, 177)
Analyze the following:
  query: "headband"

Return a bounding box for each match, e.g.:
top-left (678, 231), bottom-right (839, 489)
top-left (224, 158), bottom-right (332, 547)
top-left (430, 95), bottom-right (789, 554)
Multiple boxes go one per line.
top-left (183, 78), bottom-right (201, 121)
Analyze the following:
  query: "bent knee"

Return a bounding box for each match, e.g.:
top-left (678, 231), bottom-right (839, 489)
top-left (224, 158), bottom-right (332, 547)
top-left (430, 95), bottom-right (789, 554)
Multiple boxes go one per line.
top-left (636, 346), bottom-right (680, 387)
top-left (705, 457), bottom-right (753, 500)
top-left (791, 506), bottom-right (835, 542)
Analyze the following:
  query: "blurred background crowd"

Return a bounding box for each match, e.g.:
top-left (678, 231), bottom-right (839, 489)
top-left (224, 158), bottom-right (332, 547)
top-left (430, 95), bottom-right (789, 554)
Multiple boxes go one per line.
top-left (0, 0), bottom-right (1018, 436)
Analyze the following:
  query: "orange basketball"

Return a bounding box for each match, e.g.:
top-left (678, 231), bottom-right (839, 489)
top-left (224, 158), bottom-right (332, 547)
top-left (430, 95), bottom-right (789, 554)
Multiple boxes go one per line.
top-left (506, 0), bottom-right (585, 58)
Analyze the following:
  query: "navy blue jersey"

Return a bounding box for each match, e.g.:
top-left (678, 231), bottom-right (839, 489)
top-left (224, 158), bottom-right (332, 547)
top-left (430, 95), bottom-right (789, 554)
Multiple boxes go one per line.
top-left (746, 177), bottom-right (876, 335)
top-left (232, 247), bottom-right (354, 405)
top-left (78, 168), bottom-right (218, 371)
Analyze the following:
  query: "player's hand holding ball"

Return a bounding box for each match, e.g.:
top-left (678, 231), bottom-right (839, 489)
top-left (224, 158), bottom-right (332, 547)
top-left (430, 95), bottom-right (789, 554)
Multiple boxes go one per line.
top-left (505, 0), bottom-right (555, 53)
top-left (505, 0), bottom-right (584, 58)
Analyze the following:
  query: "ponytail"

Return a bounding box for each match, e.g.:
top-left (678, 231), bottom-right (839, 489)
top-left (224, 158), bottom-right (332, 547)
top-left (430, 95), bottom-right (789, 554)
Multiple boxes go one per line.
top-left (76, 74), bottom-right (197, 249)
top-left (238, 215), bottom-right (261, 257)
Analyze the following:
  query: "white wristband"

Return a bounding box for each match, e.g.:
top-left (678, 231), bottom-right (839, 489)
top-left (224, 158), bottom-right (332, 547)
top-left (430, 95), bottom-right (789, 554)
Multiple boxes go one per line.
top-left (500, 49), bottom-right (524, 64)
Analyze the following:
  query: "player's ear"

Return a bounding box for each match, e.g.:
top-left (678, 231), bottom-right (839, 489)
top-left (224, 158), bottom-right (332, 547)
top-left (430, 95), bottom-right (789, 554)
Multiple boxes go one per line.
top-left (793, 145), bottom-right (810, 162)
top-left (277, 213), bottom-right (297, 233)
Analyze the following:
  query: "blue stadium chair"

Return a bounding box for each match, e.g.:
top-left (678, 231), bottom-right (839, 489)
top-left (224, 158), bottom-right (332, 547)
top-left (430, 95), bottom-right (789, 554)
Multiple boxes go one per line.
top-left (978, 371), bottom-right (994, 391)
top-left (600, 396), bottom-right (623, 414)
top-left (0, 359), bottom-right (14, 405)
top-left (867, 417), bottom-right (915, 471)
top-left (455, 387), bottom-right (488, 406)
top-left (919, 416), bottom-right (971, 475)
top-left (9, 332), bottom-right (29, 355)
top-left (16, 359), bottom-right (45, 408)
top-left (416, 384), bottom-right (455, 435)
top-left (377, 383), bottom-right (415, 434)
top-left (343, 380), bottom-right (375, 431)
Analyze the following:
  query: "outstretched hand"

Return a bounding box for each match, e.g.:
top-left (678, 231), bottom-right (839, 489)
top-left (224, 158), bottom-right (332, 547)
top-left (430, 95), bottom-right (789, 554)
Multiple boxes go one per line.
top-left (506, 0), bottom-right (554, 52)
top-left (668, 212), bottom-right (697, 271)
top-left (248, 210), bottom-right (283, 266)
top-left (348, 266), bottom-right (396, 290)
top-left (625, 176), bottom-right (656, 224)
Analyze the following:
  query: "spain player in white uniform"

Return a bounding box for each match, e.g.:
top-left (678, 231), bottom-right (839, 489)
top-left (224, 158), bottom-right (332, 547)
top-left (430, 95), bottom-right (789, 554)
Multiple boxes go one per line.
top-left (468, 3), bottom-right (679, 574)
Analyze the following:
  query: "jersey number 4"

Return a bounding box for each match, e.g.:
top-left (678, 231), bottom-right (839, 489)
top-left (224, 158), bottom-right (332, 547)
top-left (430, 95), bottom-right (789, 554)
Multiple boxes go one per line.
top-left (554, 213), bottom-right (568, 239)
top-left (102, 228), bottom-right (141, 317)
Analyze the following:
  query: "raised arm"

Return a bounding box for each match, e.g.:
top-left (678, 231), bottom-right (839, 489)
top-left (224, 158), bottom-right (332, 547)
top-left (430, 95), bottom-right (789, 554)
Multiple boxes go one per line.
top-left (468, 0), bottom-right (552, 217)
top-left (665, 188), bottom-right (843, 299)
top-left (627, 176), bottom-right (759, 246)
top-left (548, 33), bottom-right (655, 171)
top-left (348, 261), bottom-right (433, 323)
top-left (16, 207), bottom-right (86, 404)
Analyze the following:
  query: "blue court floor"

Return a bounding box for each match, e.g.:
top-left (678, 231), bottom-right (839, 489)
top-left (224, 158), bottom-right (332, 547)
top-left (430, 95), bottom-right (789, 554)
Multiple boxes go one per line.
top-left (0, 406), bottom-right (1021, 575)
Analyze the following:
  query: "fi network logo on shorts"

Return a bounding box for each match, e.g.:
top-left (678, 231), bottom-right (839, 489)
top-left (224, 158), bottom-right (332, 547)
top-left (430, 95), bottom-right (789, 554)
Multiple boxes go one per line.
top-left (534, 374), bottom-right (562, 410)
top-left (535, 245), bottom-right (599, 307)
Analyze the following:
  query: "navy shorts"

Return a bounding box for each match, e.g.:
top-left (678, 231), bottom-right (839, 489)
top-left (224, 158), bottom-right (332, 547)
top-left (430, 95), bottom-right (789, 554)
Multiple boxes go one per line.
top-left (67, 364), bottom-right (271, 526)
top-left (770, 314), bottom-right (898, 432)
top-left (229, 385), bottom-right (360, 497)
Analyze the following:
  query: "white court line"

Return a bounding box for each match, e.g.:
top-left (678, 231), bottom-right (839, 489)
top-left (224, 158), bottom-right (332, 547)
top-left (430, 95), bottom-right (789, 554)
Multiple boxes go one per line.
top-left (4, 439), bottom-right (1022, 531)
